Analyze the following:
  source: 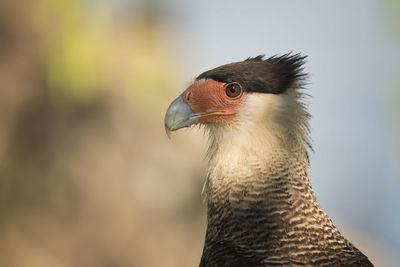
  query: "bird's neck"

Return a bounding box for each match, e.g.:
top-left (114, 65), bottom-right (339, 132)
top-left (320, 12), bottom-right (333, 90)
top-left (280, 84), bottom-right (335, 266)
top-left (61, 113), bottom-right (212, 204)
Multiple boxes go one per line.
top-left (205, 122), bottom-right (312, 203)
top-left (204, 130), bottom-right (336, 240)
top-left (205, 141), bottom-right (315, 215)
top-left (201, 137), bottom-right (367, 266)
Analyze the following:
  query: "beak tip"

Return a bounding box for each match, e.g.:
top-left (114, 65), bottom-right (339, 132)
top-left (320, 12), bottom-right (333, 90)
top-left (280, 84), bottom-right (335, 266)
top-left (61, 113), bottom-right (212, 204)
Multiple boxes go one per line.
top-left (165, 125), bottom-right (171, 139)
top-left (164, 95), bottom-right (197, 138)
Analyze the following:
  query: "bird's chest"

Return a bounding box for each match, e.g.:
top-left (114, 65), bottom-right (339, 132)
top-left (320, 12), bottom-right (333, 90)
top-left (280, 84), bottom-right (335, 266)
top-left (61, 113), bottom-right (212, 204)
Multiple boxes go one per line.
top-left (205, 158), bottom-right (305, 256)
top-left (206, 168), bottom-right (291, 247)
top-left (207, 155), bottom-right (290, 219)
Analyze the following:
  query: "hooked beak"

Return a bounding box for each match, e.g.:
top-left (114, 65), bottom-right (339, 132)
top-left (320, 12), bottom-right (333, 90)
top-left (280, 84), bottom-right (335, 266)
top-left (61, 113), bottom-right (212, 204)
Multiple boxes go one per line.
top-left (164, 96), bottom-right (198, 138)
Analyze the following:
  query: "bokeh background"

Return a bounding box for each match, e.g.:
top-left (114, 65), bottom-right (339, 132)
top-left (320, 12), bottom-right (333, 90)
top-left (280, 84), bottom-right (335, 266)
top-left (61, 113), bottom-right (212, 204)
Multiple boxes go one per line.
top-left (0, 0), bottom-right (399, 266)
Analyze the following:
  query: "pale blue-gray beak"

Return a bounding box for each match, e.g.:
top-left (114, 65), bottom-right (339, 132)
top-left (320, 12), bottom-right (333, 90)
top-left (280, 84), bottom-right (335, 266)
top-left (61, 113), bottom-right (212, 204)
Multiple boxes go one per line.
top-left (164, 96), bottom-right (197, 138)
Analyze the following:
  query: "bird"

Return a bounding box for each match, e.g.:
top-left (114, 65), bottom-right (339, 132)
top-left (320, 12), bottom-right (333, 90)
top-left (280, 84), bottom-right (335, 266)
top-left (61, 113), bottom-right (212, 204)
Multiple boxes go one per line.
top-left (164, 54), bottom-right (373, 267)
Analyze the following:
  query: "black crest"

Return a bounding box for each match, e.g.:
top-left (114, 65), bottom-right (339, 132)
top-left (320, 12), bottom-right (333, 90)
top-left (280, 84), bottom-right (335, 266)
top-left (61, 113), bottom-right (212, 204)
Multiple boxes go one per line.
top-left (196, 53), bottom-right (307, 94)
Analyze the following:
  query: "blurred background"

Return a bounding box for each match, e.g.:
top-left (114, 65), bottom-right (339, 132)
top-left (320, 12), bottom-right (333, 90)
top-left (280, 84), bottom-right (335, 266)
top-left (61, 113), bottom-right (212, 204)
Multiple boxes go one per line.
top-left (0, 0), bottom-right (399, 266)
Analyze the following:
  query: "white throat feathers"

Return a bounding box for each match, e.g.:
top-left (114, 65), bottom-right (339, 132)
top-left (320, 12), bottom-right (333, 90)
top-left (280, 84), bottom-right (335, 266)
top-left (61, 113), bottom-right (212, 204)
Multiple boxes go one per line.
top-left (203, 84), bottom-right (312, 199)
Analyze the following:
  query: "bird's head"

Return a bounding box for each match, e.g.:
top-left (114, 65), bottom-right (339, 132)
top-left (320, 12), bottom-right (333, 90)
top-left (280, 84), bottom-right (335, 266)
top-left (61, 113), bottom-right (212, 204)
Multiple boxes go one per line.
top-left (165, 54), bottom-right (311, 157)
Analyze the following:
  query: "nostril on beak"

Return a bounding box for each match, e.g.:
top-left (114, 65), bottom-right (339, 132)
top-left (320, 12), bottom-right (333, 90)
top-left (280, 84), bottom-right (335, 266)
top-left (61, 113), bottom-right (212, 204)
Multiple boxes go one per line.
top-left (186, 91), bottom-right (191, 102)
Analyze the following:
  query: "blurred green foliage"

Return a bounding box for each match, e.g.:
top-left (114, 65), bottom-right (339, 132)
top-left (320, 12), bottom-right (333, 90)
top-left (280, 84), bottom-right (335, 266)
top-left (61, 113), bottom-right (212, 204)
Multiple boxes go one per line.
top-left (35, 0), bottom-right (102, 103)
top-left (387, 0), bottom-right (400, 38)
top-left (33, 0), bottom-right (179, 112)
top-left (385, 0), bottom-right (400, 172)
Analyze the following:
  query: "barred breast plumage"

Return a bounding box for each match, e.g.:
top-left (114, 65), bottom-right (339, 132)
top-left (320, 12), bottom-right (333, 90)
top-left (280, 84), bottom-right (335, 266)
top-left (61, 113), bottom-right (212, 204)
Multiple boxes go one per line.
top-left (200, 148), bottom-right (372, 266)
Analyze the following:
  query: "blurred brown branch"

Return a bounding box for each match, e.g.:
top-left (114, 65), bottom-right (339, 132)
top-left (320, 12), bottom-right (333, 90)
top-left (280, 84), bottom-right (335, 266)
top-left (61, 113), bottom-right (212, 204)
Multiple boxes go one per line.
top-left (0, 1), bottom-right (205, 266)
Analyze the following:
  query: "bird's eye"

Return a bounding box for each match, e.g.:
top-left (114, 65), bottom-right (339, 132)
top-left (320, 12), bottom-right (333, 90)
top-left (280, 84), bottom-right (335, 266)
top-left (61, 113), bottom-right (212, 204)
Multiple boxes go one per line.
top-left (225, 83), bottom-right (243, 99)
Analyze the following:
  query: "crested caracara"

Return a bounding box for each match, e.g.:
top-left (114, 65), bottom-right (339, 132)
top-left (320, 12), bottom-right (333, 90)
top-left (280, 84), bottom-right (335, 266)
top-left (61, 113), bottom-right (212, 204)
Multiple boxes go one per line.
top-left (164, 54), bottom-right (373, 267)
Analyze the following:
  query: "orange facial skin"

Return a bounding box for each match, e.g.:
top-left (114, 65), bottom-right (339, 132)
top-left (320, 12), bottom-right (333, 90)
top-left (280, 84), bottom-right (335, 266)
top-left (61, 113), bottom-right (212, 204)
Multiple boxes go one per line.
top-left (181, 80), bottom-right (247, 124)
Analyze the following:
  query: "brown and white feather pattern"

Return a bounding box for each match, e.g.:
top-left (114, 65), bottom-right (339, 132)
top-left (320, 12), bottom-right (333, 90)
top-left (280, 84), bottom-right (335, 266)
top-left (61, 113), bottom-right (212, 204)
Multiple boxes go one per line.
top-left (200, 90), bottom-right (372, 266)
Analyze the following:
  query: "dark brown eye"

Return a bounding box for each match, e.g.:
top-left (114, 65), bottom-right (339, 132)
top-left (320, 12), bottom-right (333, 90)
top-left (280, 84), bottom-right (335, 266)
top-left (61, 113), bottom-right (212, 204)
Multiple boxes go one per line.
top-left (225, 83), bottom-right (243, 99)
